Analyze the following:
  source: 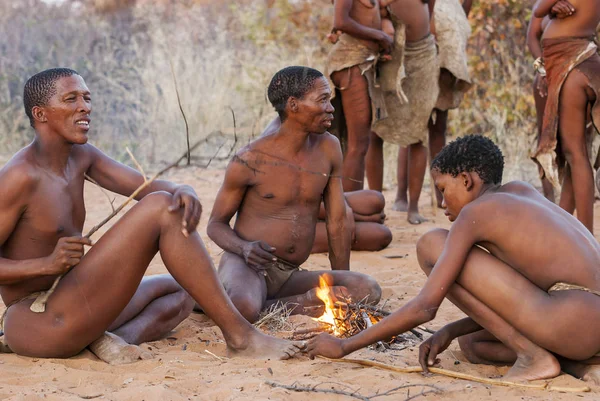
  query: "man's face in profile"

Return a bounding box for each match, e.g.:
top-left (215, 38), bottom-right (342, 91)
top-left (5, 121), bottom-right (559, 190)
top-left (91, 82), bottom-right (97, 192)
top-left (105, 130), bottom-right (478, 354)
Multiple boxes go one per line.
top-left (294, 77), bottom-right (335, 134)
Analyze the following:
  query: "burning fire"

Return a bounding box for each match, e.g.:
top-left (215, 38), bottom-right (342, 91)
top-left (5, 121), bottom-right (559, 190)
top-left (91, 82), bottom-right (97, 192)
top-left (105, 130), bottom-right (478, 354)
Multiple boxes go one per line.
top-left (315, 275), bottom-right (344, 336)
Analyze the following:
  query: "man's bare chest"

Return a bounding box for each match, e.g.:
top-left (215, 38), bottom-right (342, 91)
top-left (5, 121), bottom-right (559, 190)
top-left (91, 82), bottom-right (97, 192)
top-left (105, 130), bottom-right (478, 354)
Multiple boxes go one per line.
top-left (21, 180), bottom-right (86, 241)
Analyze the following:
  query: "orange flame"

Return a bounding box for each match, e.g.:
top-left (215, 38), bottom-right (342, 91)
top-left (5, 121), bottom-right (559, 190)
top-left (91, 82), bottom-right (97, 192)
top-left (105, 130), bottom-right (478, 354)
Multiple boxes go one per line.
top-left (315, 275), bottom-right (342, 336)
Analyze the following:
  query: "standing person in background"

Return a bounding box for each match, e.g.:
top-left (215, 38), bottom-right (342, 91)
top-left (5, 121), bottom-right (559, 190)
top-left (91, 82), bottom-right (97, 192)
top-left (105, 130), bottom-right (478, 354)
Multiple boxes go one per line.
top-left (427, 0), bottom-right (474, 208)
top-left (326, 0), bottom-right (393, 192)
top-left (532, 0), bottom-right (600, 233)
top-left (365, 0), bottom-right (439, 224)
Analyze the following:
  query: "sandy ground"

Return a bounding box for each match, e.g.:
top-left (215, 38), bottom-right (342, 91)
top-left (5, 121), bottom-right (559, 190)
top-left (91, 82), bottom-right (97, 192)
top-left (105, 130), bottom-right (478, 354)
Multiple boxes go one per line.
top-left (0, 165), bottom-right (599, 401)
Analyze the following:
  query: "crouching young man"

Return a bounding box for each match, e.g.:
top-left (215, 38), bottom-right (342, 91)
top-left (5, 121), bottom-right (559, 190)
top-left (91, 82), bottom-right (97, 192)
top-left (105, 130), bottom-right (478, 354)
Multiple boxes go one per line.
top-left (308, 135), bottom-right (600, 384)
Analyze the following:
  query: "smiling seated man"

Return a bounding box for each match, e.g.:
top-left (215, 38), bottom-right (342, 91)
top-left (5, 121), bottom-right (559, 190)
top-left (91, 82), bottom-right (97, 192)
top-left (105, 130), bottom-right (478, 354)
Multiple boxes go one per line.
top-left (208, 66), bottom-right (381, 323)
top-left (307, 135), bottom-right (600, 384)
top-left (0, 68), bottom-right (304, 363)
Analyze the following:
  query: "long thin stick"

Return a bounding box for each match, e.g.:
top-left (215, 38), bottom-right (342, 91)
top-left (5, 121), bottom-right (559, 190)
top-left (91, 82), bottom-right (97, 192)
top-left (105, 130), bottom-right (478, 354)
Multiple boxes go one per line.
top-left (169, 59), bottom-right (191, 165)
top-left (319, 357), bottom-right (591, 392)
top-left (29, 140), bottom-right (205, 313)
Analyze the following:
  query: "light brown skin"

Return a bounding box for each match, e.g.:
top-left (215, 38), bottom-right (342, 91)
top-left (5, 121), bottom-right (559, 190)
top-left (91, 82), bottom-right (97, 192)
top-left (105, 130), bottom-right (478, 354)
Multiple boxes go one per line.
top-left (208, 76), bottom-right (381, 323)
top-left (331, 0), bottom-right (392, 192)
top-left (312, 190), bottom-right (392, 253)
top-left (365, 0), bottom-right (433, 224)
top-left (0, 74), bottom-right (304, 360)
top-left (533, 0), bottom-right (600, 232)
top-left (308, 167), bottom-right (600, 384)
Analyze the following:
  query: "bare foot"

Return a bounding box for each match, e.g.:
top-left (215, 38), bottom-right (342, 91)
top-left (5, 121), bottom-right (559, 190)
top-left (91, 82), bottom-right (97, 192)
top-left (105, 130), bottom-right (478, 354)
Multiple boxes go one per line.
top-left (88, 332), bottom-right (153, 365)
top-left (407, 211), bottom-right (428, 225)
top-left (391, 199), bottom-right (408, 212)
top-left (562, 359), bottom-right (600, 386)
top-left (504, 349), bottom-right (561, 382)
top-left (227, 330), bottom-right (306, 360)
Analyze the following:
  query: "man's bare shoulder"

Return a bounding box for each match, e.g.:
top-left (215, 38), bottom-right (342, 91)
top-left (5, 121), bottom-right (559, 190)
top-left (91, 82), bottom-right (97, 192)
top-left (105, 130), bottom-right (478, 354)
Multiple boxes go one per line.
top-left (316, 132), bottom-right (343, 155)
top-left (0, 148), bottom-right (41, 202)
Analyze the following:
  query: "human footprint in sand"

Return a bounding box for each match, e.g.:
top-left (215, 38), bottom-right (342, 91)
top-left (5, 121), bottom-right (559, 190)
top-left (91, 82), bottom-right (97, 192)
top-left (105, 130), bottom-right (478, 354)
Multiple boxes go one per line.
top-left (0, 68), bottom-right (304, 363)
top-left (308, 135), bottom-right (600, 385)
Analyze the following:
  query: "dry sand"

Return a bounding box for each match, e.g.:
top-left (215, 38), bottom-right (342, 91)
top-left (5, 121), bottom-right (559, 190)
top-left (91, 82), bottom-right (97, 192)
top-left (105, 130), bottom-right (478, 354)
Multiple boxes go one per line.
top-left (0, 165), bottom-right (598, 400)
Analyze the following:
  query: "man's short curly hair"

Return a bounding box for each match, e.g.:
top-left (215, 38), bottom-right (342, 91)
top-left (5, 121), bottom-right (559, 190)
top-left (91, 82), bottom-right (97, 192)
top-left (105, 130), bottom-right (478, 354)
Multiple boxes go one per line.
top-left (24, 68), bottom-right (79, 127)
top-left (267, 66), bottom-right (324, 121)
top-left (431, 135), bottom-right (504, 184)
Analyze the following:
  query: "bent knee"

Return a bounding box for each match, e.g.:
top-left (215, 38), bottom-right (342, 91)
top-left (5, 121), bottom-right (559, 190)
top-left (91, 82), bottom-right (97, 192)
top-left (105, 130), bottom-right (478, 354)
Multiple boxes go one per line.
top-left (416, 228), bottom-right (448, 273)
top-left (458, 335), bottom-right (486, 365)
top-left (229, 294), bottom-right (262, 323)
top-left (174, 289), bottom-right (195, 319)
top-left (348, 274), bottom-right (381, 304)
top-left (375, 226), bottom-right (393, 250)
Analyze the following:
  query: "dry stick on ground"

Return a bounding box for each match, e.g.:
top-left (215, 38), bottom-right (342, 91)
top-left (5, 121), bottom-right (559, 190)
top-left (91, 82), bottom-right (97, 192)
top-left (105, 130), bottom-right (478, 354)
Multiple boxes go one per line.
top-left (319, 357), bottom-right (591, 393)
top-left (266, 380), bottom-right (441, 401)
top-left (29, 140), bottom-right (207, 313)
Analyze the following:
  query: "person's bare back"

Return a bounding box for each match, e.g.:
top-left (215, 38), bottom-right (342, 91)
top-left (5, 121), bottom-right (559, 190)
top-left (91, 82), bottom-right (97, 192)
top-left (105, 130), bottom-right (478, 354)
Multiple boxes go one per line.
top-left (456, 181), bottom-right (600, 292)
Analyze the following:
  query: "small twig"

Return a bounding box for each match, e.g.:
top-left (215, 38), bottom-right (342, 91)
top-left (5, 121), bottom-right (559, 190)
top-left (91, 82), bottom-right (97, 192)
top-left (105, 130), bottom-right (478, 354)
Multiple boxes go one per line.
top-left (84, 173), bottom-right (116, 213)
top-left (204, 349), bottom-right (226, 362)
top-left (169, 58), bottom-right (191, 165)
top-left (125, 147), bottom-right (147, 180)
top-left (266, 381), bottom-right (441, 401)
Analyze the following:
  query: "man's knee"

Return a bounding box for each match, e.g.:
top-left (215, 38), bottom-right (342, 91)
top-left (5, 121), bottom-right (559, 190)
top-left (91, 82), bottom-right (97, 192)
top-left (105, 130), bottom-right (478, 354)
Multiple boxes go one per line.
top-left (458, 334), bottom-right (484, 364)
top-left (346, 134), bottom-right (371, 156)
top-left (174, 289), bottom-right (195, 320)
top-left (229, 293), bottom-right (262, 323)
top-left (375, 226), bottom-right (393, 250)
top-left (347, 273), bottom-right (381, 304)
top-left (416, 228), bottom-right (448, 274)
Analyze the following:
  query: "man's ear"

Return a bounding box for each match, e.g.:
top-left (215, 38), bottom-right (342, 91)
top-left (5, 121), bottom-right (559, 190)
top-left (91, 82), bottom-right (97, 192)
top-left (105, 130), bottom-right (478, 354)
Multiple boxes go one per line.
top-left (287, 97), bottom-right (299, 114)
top-left (31, 106), bottom-right (47, 124)
top-left (461, 172), bottom-right (474, 191)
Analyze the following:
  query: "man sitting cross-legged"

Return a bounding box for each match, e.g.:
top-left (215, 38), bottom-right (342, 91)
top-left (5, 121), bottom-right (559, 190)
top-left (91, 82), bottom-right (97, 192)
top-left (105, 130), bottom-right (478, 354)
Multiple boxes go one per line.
top-left (207, 66), bottom-right (382, 323)
top-left (0, 68), bottom-right (304, 362)
top-left (308, 135), bottom-right (600, 384)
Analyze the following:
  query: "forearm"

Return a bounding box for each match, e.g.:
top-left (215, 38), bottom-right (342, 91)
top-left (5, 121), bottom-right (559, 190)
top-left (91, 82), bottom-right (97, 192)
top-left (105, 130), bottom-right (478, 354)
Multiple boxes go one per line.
top-left (441, 317), bottom-right (482, 339)
top-left (326, 219), bottom-right (351, 270)
top-left (334, 18), bottom-right (386, 43)
top-left (137, 179), bottom-right (181, 199)
top-left (527, 36), bottom-right (543, 59)
top-left (533, 0), bottom-right (557, 17)
top-left (0, 257), bottom-right (53, 285)
top-left (207, 221), bottom-right (249, 257)
top-left (342, 299), bottom-right (433, 354)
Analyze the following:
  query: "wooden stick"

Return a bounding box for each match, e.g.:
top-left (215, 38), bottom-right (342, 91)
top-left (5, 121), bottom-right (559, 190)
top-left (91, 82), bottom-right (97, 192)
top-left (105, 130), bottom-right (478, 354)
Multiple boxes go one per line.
top-left (318, 357), bottom-right (591, 392)
top-left (29, 140), bottom-right (205, 313)
top-left (169, 58), bottom-right (191, 165)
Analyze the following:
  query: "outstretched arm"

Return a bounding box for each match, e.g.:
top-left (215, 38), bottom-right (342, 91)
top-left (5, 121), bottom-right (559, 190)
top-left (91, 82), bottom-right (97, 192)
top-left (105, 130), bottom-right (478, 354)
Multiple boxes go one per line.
top-left (308, 204), bottom-right (483, 358)
top-left (323, 137), bottom-right (351, 270)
